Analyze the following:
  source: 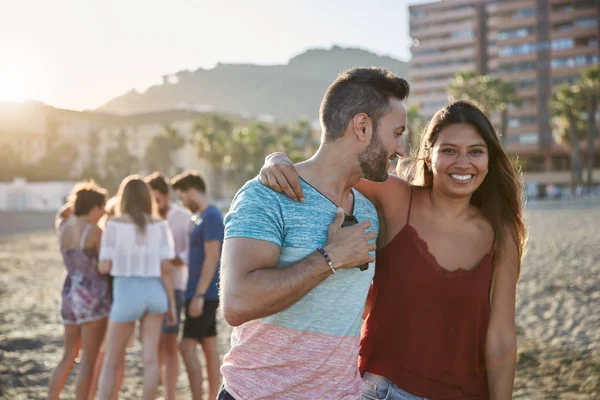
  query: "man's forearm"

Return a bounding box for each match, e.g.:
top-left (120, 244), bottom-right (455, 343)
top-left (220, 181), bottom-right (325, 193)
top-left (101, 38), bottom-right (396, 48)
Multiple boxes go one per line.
top-left (223, 252), bottom-right (331, 326)
top-left (195, 258), bottom-right (219, 296)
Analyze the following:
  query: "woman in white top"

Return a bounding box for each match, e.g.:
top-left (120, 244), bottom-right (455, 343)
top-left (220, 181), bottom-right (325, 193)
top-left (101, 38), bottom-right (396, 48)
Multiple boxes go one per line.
top-left (97, 176), bottom-right (177, 400)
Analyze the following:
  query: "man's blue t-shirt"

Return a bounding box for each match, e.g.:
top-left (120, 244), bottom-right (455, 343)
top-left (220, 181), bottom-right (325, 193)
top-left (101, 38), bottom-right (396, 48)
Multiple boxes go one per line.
top-left (186, 205), bottom-right (224, 301)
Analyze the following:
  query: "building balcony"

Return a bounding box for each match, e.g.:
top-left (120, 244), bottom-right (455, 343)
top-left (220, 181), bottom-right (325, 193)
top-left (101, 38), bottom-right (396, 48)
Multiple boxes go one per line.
top-left (508, 123), bottom-right (539, 136)
top-left (411, 62), bottom-right (476, 80)
top-left (410, 47), bottom-right (475, 65)
top-left (488, 16), bottom-right (537, 30)
top-left (414, 35), bottom-right (476, 51)
top-left (411, 21), bottom-right (476, 41)
top-left (487, 0), bottom-right (536, 16)
top-left (490, 34), bottom-right (539, 47)
top-left (551, 45), bottom-right (600, 59)
top-left (410, 6), bottom-right (476, 27)
top-left (550, 8), bottom-right (598, 24)
top-left (490, 52), bottom-right (537, 66)
top-left (551, 26), bottom-right (599, 41)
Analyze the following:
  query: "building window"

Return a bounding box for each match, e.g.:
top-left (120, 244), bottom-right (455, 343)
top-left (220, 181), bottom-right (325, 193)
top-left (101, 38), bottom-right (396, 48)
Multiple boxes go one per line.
top-left (552, 76), bottom-right (578, 85)
top-left (551, 38), bottom-right (575, 51)
top-left (551, 55), bottom-right (599, 69)
top-left (574, 17), bottom-right (597, 29)
top-left (554, 22), bottom-right (573, 32)
top-left (451, 29), bottom-right (474, 39)
top-left (509, 116), bottom-right (536, 127)
top-left (422, 100), bottom-right (448, 109)
top-left (519, 133), bottom-right (539, 144)
top-left (498, 27), bottom-right (533, 40)
top-left (410, 10), bottom-right (425, 18)
top-left (552, 5), bottom-right (574, 13)
top-left (498, 62), bottom-right (537, 73)
top-left (518, 80), bottom-right (537, 89)
top-left (513, 8), bottom-right (536, 19)
top-left (499, 42), bottom-right (537, 57)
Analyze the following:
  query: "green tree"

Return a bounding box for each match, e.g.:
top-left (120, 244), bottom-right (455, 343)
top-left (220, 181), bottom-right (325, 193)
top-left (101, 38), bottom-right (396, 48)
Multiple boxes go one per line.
top-left (449, 72), bottom-right (521, 145)
top-left (406, 104), bottom-right (426, 153)
top-left (580, 65), bottom-right (599, 188)
top-left (103, 130), bottom-right (140, 193)
top-left (293, 119), bottom-right (317, 158)
top-left (34, 141), bottom-right (79, 181)
top-left (143, 125), bottom-right (185, 175)
top-left (0, 143), bottom-right (23, 181)
top-left (228, 122), bottom-right (280, 187)
top-left (448, 71), bottom-right (490, 111)
top-left (192, 113), bottom-right (235, 199)
top-left (550, 84), bottom-right (585, 187)
top-left (486, 78), bottom-right (522, 145)
top-left (80, 130), bottom-right (102, 181)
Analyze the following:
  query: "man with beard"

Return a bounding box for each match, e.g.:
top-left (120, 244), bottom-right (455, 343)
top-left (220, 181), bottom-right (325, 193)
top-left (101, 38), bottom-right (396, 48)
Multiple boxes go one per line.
top-left (218, 68), bottom-right (409, 399)
top-left (145, 172), bottom-right (193, 400)
top-left (170, 171), bottom-right (224, 400)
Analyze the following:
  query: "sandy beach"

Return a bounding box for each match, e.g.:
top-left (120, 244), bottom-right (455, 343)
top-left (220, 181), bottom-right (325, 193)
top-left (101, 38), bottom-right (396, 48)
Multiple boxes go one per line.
top-left (0, 202), bottom-right (599, 399)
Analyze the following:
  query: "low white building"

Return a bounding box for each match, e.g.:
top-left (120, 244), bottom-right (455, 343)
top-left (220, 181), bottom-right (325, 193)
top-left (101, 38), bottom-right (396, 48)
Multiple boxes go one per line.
top-left (0, 179), bottom-right (76, 211)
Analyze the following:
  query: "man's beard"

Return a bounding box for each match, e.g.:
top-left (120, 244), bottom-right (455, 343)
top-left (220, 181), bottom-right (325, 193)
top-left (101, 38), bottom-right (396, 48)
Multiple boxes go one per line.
top-left (187, 200), bottom-right (200, 213)
top-left (159, 205), bottom-right (169, 218)
top-left (359, 131), bottom-right (389, 182)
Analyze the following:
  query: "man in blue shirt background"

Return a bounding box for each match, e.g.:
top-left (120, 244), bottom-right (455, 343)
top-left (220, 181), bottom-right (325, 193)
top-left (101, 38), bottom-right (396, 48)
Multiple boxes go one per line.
top-left (171, 171), bottom-right (224, 400)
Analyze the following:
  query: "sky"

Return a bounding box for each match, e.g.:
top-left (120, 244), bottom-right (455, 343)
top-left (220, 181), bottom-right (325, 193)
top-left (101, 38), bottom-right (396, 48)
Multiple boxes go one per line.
top-left (0, 0), bottom-right (432, 110)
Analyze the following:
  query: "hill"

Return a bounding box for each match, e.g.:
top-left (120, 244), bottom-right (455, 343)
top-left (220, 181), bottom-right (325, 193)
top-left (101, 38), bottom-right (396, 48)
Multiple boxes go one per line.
top-left (97, 46), bottom-right (409, 122)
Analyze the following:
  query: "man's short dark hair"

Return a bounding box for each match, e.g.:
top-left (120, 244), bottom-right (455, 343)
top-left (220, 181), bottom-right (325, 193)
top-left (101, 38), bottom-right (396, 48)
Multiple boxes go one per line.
top-left (145, 172), bottom-right (170, 195)
top-left (170, 171), bottom-right (207, 193)
top-left (320, 67), bottom-right (410, 142)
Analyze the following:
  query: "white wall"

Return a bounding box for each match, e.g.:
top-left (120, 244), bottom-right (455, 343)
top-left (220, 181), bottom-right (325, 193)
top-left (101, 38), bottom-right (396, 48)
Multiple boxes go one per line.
top-left (0, 179), bottom-right (76, 211)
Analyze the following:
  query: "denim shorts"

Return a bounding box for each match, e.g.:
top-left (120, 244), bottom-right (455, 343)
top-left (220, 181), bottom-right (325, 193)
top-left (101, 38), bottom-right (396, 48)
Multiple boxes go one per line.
top-left (361, 372), bottom-right (430, 400)
top-left (110, 277), bottom-right (168, 322)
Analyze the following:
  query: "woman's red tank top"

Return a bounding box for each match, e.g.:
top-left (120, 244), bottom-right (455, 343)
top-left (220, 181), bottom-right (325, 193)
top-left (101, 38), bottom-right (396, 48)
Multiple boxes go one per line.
top-left (358, 189), bottom-right (493, 399)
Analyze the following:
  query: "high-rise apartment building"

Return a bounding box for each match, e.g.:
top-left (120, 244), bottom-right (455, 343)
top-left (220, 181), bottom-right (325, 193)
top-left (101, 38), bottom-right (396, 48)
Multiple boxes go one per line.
top-left (409, 0), bottom-right (487, 117)
top-left (409, 0), bottom-right (599, 184)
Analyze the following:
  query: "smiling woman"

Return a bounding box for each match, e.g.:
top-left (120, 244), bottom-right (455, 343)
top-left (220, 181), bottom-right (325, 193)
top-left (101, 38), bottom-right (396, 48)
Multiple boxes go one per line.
top-left (0, 49), bottom-right (38, 102)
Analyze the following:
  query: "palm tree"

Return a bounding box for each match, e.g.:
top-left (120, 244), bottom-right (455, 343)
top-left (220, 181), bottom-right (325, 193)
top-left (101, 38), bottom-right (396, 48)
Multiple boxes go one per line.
top-left (449, 72), bottom-right (521, 145)
top-left (103, 130), bottom-right (140, 193)
top-left (0, 143), bottom-right (23, 181)
top-left (486, 78), bottom-right (522, 145)
top-left (143, 125), bottom-right (185, 175)
top-left (448, 71), bottom-right (490, 111)
top-left (406, 104), bottom-right (426, 153)
top-left (580, 66), bottom-right (600, 188)
top-left (192, 113), bottom-right (235, 199)
top-left (550, 84), bottom-right (585, 188)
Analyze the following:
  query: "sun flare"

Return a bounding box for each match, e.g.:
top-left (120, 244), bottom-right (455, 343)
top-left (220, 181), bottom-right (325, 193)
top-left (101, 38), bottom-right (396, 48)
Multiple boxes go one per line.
top-left (0, 49), bottom-right (38, 103)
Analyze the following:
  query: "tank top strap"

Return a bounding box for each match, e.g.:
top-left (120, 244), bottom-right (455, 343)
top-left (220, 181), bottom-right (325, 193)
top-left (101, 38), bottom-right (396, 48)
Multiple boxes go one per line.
top-left (406, 186), bottom-right (414, 225)
top-left (79, 224), bottom-right (93, 249)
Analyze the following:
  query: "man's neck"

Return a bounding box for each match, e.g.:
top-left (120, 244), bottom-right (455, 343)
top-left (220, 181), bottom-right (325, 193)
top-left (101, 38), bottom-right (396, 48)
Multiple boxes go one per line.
top-left (295, 144), bottom-right (361, 209)
top-left (193, 196), bottom-right (210, 214)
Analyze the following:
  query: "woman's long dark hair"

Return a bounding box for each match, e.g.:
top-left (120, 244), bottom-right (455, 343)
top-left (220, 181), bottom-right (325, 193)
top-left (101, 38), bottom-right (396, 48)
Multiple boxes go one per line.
top-left (117, 175), bottom-right (155, 234)
top-left (401, 101), bottom-right (527, 282)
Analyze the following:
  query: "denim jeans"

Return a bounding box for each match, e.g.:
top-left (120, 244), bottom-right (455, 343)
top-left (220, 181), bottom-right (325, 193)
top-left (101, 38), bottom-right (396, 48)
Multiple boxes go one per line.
top-left (361, 372), bottom-right (430, 400)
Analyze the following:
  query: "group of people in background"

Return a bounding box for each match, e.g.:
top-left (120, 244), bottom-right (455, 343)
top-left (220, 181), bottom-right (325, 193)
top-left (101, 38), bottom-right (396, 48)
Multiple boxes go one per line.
top-left (47, 66), bottom-right (526, 400)
top-left (48, 170), bottom-right (224, 400)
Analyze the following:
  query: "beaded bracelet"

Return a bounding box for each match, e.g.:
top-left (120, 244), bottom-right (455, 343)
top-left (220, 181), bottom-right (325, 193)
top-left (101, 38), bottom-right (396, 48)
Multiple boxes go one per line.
top-left (317, 247), bottom-right (336, 275)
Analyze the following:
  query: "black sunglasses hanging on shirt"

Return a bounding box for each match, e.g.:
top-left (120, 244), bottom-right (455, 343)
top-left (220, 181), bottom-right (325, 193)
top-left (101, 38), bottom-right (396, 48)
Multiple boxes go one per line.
top-left (300, 177), bottom-right (369, 271)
